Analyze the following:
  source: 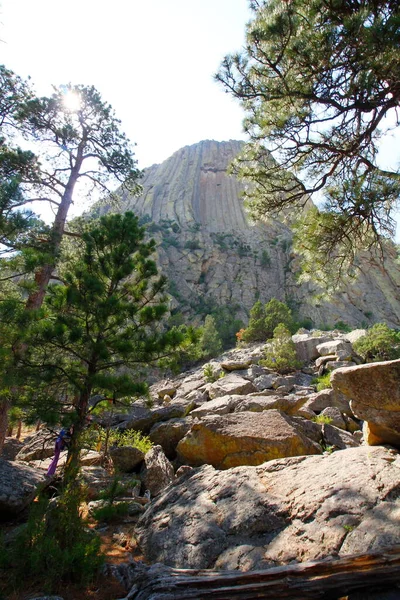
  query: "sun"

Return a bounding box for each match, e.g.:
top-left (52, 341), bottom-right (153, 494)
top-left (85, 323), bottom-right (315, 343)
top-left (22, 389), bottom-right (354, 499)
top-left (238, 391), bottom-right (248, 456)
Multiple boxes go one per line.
top-left (63, 90), bottom-right (81, 112)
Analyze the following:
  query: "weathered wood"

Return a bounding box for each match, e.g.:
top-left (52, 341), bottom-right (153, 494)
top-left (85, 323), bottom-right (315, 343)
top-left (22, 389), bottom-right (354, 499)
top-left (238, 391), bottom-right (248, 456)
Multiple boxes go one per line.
top-left (125, 546), bottom-right (400, 599)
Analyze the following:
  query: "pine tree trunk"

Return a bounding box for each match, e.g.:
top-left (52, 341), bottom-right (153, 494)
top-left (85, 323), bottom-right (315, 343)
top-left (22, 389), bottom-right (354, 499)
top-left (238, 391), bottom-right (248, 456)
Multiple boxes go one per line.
top-left (64, 385), bottom-right (91, 485)
top-left (0, 398), bottom-right (11, 452)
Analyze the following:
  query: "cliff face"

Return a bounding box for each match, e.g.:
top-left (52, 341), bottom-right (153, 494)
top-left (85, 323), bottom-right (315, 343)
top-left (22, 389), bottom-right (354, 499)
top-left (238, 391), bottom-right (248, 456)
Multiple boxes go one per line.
top-left (117, 139), bottom-right (400, 328)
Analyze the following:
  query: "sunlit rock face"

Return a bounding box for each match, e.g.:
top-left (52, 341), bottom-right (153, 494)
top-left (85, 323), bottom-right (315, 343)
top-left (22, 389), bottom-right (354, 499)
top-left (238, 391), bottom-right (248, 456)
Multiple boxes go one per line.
top-left (113, 139), bottom-right (400, 328)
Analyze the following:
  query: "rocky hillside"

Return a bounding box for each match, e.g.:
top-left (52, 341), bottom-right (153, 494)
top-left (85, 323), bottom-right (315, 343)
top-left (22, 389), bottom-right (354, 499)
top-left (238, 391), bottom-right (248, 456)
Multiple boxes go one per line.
top-left (114, 139), bottom-right (400, 329)
top-left (3, 329), bottom-right (400, 598)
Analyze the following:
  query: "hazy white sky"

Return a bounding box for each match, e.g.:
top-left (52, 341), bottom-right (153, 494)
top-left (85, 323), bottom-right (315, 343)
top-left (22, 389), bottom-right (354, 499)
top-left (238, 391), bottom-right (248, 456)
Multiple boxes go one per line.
top-left (0, 0), bottom-right (252, 168)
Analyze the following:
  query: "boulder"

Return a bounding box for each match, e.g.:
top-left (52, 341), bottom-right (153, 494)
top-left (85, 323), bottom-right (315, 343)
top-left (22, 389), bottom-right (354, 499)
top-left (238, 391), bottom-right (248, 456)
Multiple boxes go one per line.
top-left (149, 418), bottom-right (192, 459)
top-left (119, 402), bottom-right (193, 434)
top-left (292, 334), bottom-right (332, 362)
top-left (189, 395), bottom-right (240, 418)
top-left (176, 410), bottom-right (321, 469)
top-left (142, 445), bottom-right (175, 497)
top-left (208, 374), bottom-right (257, 399)
top-left (220, 360), bottom-right (251, 371)
top-left (135, 446), bottom-right (400, 570)
top-left (326, 360), bottom-right (356, 371)
top-left (81, 466), bottom-right (110, 499)
top-left (15, 428), bottom-right (55, 462)
top-left (320, 407), bottom-right (347, 430)
top-left (331, 359), bottom-right (400, 446)
top-left (253, 374), bottom-right (276, 391)
top-left (235, 395), bottom-right (307, 416)
top-left (0, 459), bottom-right (47, 516)
top-left (316, 340), bottom-right (353, 357)
top-left (110, 446), bottom-right (145, 473)
top-left (344, 329), bottom-right (367, 344)
top-left (303, 388), bottom-right (351, 415)
top-left (2, 437), bottom-right (24, 461)
top-left (322, 423), bottom-right (360, 450)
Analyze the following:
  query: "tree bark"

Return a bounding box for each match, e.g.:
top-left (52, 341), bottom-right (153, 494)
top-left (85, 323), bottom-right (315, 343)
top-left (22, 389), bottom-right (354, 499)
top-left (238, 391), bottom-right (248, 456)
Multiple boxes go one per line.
top-left (0, 398), bottom-right (11, 450)
top-left (117, 546), bottom-right (400, 600)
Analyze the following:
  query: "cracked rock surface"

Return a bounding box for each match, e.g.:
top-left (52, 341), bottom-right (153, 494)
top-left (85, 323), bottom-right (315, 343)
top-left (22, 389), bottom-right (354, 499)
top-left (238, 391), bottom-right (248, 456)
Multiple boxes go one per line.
top-left (135, 445), bottom-right (400, 570)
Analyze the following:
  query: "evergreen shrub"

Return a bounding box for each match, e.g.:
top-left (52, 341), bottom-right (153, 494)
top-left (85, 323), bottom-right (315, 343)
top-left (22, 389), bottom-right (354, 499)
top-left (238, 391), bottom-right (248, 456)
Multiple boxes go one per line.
top-left (353, 323), bottom-right (400, 362)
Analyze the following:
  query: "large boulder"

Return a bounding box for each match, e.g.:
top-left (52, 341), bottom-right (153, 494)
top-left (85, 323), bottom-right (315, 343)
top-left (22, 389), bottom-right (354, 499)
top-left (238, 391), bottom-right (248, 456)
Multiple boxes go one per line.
top-left (292, 334), bottom-right (332, 362)
top-left (135, 446), bottom-right (400, 570)
top-left (2, 437), bottom-right (24, 461)
top-left (15, 428), bottom-right (55, 462)
top-left (109, 446), bottom-right (145, 473)
top-left (331, 359), bottom-right (400, 446)
top-left (208, 374), bottom-right (256, 400)
top-left (142, 445), bottom-right (175, 497)
top-left (149, 418), bottom-right (192, 459)
top-left (235, 395), bottom-right (307, 416)
top-left (176, 410), bottom-right (321, 469)
top-left (316, 339), bottom-right (353, 358)
top-left (0, 459), bottom-right (47, 516)
top-left (118, 402), bottom-right (194, 434)
top-left (303, 388), bottom-right (351, 415)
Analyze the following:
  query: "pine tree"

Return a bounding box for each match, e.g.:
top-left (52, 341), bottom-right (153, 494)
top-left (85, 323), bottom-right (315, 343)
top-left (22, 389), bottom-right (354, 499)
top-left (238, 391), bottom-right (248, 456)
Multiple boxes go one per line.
top-left (216, 0), bottom-right (400, 278)
top-left (241, 300), bottom-right (267, 342)
top-left (200, 315), bottom-right (223, 358)
top-left (16, 212), bottom-right (188, 482)
top-left (264, 298), bottom-right (294, 340)
top-left (0, 68), bottom-right (141, 450)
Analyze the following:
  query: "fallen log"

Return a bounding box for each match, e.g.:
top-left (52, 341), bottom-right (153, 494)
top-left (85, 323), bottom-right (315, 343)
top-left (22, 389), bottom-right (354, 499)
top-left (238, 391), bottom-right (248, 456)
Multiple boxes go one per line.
top-left (115, 546), bottom-right (400, 599)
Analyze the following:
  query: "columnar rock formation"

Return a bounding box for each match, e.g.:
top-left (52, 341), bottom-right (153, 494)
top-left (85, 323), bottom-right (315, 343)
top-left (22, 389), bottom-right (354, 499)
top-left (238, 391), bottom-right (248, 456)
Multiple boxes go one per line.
top-left (114, 139), bottom-right (400, 327)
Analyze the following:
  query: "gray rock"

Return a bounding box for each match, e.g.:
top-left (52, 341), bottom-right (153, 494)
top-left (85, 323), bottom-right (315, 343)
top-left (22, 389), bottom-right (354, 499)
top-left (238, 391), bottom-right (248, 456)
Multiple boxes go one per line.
top-left (81, 466), bottom-right (110, 500)
top-left (189, 395), bottom-right (239, 418)
top-left (220, 359), bottom-right (251, 371)
top-left (110, 446), bottom-right (145, 473)
top-left (176, 410), bottom-right (322, 469)
top-left (15, 428), bottom-right (55, 462)
top-left (2, 437), bottom-right (24, 461)
top-left (235, 394), bottom-right (307, 416)
top-left (208, 373), bottom-right (257, 399)
top-left (292, 334), bottom-right (332, 362)
top-left (320, 406), bottom-right (347, 430)
top-left (253, 374), bottom-right (276, 391)
top-left (0, 459), bottom-right (47, 516)
top-left (344, 329), bottom-right (367, 344)
top-left (316, 339), bottom-right (353, 357)
top-left (326, 360), bottom-right (357, 371)
top-left (331, 359), bottom-right (400, 446)
top-left (142, 445), bottom-right (175, 497)
top-left (135, 446), bottom-right (400, 570)
top-left (149, 418), bottom-right (192, 459)
top-left (304, 388), bottom-right (351, 415)
top-left (322, 423), bottom-right (360, 450)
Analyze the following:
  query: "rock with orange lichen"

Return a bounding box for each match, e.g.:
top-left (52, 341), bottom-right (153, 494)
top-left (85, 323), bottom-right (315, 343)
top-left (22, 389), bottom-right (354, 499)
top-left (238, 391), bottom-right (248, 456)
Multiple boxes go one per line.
top-left (176, 409), bottom-right (321, 469)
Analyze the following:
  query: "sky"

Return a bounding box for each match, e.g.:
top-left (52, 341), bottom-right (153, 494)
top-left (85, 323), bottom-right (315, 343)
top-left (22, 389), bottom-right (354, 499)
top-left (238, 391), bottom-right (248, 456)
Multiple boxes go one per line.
top-left (1, 1), bottom-right (399, 239)
top-left (0, 0), bottom-right (252, 169)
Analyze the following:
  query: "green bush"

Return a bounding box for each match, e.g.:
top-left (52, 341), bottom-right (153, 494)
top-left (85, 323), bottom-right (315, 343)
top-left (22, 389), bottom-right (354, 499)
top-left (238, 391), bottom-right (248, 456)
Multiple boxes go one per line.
top-left (312, 372), bottom-right (331, 391)
top-left (260, 323), bottom-right (302, 373)
top-left (312, 414), bottom-right (333, 424)
top-left (203, 363), bottom-right (224, 383)
top-left (353, 323), bottom-right (400, 362)
top-left (91, 502), bottom-right (129, 523)
top-left (112, 429), bottom-right (153, 453)
top-left (1, 485), bottom-right (103, 592)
